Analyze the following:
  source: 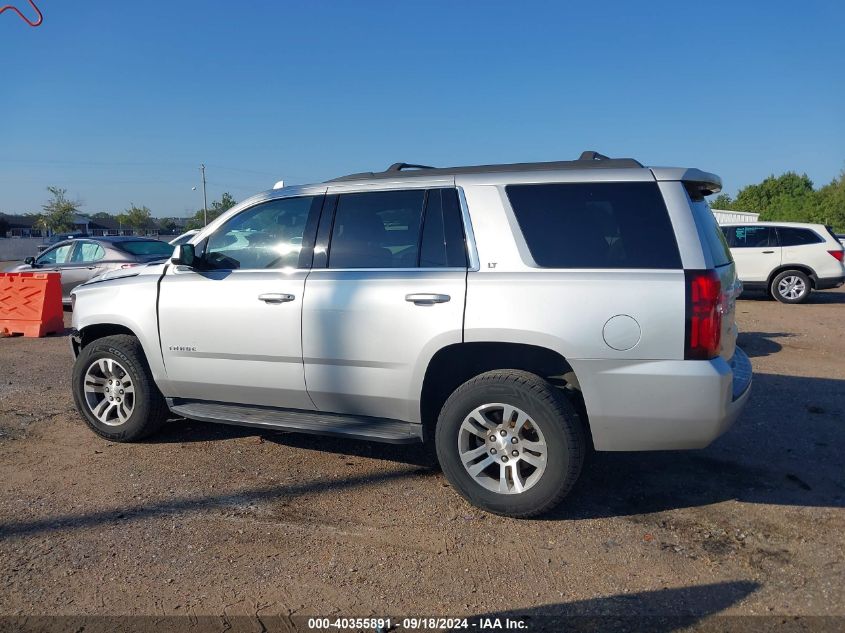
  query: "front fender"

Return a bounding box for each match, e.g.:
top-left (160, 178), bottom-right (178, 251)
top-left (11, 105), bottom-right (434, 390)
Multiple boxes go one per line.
top-left (71, 272), bottom-right (173, 393)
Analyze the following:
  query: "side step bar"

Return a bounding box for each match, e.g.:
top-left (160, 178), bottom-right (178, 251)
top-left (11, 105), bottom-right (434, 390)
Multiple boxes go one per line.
top-left (166, 399), bottom-right (423, 444)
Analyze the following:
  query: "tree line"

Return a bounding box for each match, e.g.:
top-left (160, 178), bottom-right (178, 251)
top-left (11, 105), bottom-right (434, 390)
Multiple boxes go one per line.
top-left (1, 187), bottom-right (238, 235)
top-left (709, 169), bottom-right (844, 231)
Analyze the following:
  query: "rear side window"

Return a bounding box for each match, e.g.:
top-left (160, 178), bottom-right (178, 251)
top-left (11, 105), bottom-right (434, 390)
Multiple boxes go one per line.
top-left (726, 226), bottom-right (775, 248)
top-left (72, 242), bottom-right (105, 263)
top-left (777, 227), bottom-right (822, 246)
top-left (419, 188), bottom-right (468, 268)
top-left (505, 182), bottom-right (681, 269)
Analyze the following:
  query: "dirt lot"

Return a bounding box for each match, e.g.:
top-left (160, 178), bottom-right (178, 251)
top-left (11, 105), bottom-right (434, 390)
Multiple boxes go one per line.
top-left (1, 288), bottom-right (844, 628)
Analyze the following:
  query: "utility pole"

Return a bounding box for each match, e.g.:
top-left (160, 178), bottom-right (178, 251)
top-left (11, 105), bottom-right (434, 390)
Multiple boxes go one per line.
top-left (200, 163), bottom-right (208, 226)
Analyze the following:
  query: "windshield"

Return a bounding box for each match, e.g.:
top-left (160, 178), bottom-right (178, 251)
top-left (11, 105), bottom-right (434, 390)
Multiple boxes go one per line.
top-left (117, 240), bottom-right (174, 257)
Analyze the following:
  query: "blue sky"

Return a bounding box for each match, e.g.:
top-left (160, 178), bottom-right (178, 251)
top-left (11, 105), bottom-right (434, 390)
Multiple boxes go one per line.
top-left (1, 0), bottom-right (843, 217)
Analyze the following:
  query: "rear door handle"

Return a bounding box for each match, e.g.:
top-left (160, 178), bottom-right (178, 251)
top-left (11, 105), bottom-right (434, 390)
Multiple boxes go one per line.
top-left (258, 293), bottom-right (295, 304)
top-left (405, 293), bottom-right (450, 305)
top-left (762, 250), bottom-right (775, 254)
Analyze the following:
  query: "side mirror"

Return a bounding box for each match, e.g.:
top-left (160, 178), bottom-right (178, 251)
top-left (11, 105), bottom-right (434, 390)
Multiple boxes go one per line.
top-left (24, 256), bottom-right (36, 265)
top-left (171, 243), bottom-right (196, 267)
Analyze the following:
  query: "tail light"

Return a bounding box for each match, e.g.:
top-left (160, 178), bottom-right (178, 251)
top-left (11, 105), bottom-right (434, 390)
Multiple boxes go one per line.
top-left (685, 270), bottom-right (722, 360)
top-left (828, 250), bottom-right (844, 262)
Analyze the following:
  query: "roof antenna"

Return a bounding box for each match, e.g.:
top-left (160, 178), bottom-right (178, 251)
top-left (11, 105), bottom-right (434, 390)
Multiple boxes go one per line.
top-left (0, 1), bottom-right (43, 26)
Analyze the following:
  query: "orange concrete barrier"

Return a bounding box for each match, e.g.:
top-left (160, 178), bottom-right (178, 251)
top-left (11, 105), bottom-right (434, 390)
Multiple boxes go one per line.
top-left (0, 272), bottom-right (64, 337)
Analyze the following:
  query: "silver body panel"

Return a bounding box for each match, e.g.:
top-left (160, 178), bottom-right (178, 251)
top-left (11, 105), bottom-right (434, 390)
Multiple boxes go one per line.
top-left (71, 161), bottom-right (750, 451)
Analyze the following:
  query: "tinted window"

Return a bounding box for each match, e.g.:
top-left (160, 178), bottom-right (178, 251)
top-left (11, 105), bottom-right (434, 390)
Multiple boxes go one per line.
top-left (118, 240), bottom-right (175, 257)
top-left (505, 182), bottom-right (681, 269)
top-left (328, 190), bottom-right (425, 269)
top-left (727, 226), bottom-right (774, 248)
top-left (37, 243), bottom-right (74, 265)
top-left (73, 242), bottom-right (105, 263)
top-left (777, 227), bottom-right (822, 246)
top-left (690, 200), bottom-right (732, 266)
top-left (420, 188), bottom-right (468, 268)
top-left (205, 196), bottom-right (320, 269)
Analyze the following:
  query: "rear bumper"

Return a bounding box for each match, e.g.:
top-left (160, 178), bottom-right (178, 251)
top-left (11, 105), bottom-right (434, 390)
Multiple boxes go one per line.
top-left (571, 347), bottom-right (752, 451)
top-left (816, 274), bottom-right (844, 290)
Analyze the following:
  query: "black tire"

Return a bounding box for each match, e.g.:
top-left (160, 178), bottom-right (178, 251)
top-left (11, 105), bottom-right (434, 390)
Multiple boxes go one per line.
top-left (770, 269), bottom-right (812, 304)
top-left (72, 334), bottom-right (169, 441)
top-left (435, 370), bottom-right (585, 518)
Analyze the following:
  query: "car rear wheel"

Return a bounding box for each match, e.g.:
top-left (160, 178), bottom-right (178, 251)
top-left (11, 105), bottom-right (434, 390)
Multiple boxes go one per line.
top-left (435, 370), bottom-right (585, 518)
top-left (771, 270), bottom-right (811, 304)
top-left (72, 334), bottom-right (169, 441)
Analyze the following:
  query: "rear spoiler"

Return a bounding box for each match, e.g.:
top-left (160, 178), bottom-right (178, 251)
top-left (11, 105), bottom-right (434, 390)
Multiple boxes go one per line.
top-left (650, 167), bottom-right (722, 196)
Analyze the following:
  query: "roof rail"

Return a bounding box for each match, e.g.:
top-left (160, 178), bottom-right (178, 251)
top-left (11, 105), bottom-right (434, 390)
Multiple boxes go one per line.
top-left (386, 162), bottom-right (435, 172)
top-left (328, 150), bottom-right (643, 182)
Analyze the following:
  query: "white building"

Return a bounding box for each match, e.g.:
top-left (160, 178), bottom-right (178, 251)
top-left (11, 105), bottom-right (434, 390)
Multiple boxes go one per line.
top-left (710, 209), bottom-right (760, 224)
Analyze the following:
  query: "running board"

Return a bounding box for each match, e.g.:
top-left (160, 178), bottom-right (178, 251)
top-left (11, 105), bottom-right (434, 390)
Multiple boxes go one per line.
top-left (166, 399), bottom-right (423, 444)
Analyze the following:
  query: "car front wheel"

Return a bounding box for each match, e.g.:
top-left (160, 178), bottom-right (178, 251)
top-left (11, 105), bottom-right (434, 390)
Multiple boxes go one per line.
top-left (435, 370), bottom-right (585, 518)
top-left (72, 334), bottom-right (169, 441)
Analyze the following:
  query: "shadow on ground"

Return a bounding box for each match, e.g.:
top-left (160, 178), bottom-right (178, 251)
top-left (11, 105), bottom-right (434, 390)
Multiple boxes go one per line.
top-left (468, 581), bottom-right (760, 631)
top-left (1, 368), bottom-right (842, 539)
top-left (739, 289), bottom-right (845, 304)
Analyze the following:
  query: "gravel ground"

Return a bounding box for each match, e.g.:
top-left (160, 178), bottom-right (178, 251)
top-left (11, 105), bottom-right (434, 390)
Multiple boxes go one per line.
top-left (0, 288), bottom-right (843, 627)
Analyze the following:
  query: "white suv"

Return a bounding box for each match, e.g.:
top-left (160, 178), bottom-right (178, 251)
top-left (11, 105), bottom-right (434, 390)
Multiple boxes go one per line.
top-left (721, 222), bottom-right (845, 303)
top-left (69, 152), bottom-right (752, 517)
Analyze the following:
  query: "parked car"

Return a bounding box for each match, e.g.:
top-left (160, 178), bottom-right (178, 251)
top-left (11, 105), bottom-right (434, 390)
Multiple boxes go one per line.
top-left (8, 236), bottom-right (174, 303)
top-left (720, 222), bottom-right (845, 303)
top-left (36, 232), bottom-right (88, 253)
top-left (168, 229), bottom-right (199, 246)
top-left (68, 151), bottom-right (752, 517)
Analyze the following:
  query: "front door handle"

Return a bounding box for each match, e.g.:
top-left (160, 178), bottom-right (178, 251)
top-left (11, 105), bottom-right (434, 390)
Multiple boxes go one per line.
top-left (258, 293), bottom-right (295, 304)
top-left (405, 293), bottom-right (450, 305)
top-left (762, 250), bottom-right (775, 254)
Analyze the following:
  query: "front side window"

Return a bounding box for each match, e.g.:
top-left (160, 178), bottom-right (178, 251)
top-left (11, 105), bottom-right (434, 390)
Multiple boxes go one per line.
top-left (37, 243), bottom-right (74, 265)
top-left (205, 196), bottom-right (321, 269)
top-left (328, 190), bottom-right (426, 269)
top-left (727, 226), bottom-right (775, 248)
top-left (777, 227), bottom-right (822, 246)
top-left (505, 182), bottom-right (681, 269)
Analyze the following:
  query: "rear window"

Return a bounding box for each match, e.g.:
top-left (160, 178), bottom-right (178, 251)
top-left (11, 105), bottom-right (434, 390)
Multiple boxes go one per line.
top-left (689, 200), bottom-right (732, 267)
top-left (777, 227), bottom-right (823, 246)
top-left (117, 240), bottom-right (174, 257)
top-left (505, 182), bottom-right (681, 269)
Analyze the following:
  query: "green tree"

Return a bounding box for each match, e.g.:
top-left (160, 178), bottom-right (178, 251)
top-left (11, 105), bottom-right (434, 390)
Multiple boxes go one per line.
top-left (118, 204), bottom-right (153, 230)
top-left (813, 170), bottom-right (845, 231)
top-left (40, 186), bottom-right (79, 234)
top-left (732, 172), bottom-right (816, 222)
top-left (186, 192), bottom-right (237, 230)
top-left (709, 193), bottom-right (734, 210)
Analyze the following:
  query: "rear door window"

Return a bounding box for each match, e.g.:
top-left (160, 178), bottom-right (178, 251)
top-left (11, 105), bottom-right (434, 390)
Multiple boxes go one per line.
top-left (505, 182), bottom-right (681, 269)
top-left (73, 241), bottom-right (106, 263)
top-left (328, 190), bottom-right (426, 269)
top-left (777, 227), bottom-right (822, 246)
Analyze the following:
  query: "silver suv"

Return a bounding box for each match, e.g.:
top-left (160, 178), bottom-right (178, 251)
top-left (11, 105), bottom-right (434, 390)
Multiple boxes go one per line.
top-left (69, 151), bottom-right (752, 517)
